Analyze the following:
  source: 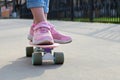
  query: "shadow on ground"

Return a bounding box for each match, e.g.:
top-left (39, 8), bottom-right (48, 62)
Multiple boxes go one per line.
top-left (0, 57), bottom-right (62, 80)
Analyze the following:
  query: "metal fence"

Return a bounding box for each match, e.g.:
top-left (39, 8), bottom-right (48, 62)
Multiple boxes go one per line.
top-left (48, 0), bottom-right (120, 23)
top-left (1, 0), bottom-right (120, 23)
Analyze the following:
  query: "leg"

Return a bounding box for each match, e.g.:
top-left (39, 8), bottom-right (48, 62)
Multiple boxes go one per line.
top-left (31, 8), bottom-right (47, 24)
top-left (27, 0), bottom-right (54, 45)
top-left (27, 0), bottom-right (48, 24)
top-left (27, 0), bottom-right (48, 41)
top-left (32, 0), bottom-right (49, 23)
top-left (27, 0), bottom-right (72, 44)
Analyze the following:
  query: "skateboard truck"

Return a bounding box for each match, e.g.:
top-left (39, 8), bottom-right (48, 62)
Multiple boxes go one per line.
top-left (35, 47), bottom-right (54, 61)
top-left (26, 43), bottom-right (64, 65)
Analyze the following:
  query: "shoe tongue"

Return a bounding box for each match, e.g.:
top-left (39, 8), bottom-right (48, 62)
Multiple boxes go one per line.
top-left (33, 27), bottom-right (48, 33)
top-left (34, 22), bottom-right (50, 30)
top-left (40, 27), bottom-right (49, 32)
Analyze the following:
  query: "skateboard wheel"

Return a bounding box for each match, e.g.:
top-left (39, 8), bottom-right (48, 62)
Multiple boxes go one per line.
top-left (54, 52), bottom-right (64, 64)
top-left (26, 47), bottom-right (33, 57)
top-left (32, 52), bottom-right (42, 65)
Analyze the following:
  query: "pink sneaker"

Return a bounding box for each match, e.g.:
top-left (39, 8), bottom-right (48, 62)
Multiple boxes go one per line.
top-left (28, 22), bottom-right (72, 44)
top-left (32, 22), bottom-right (54, 45)
top-left (48, 23), bottom-right (72, 44)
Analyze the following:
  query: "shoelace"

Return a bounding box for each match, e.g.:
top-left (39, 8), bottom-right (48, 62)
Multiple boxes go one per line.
top-left (34, 27), bottom-right (49, 33)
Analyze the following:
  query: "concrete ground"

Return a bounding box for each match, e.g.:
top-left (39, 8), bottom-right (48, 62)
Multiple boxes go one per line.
top-left (0, 19), bottom-right (120, 80)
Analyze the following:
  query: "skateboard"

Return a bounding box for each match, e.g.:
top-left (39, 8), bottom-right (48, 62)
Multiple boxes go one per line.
top-left (26, 42), bottom-right (64, 65)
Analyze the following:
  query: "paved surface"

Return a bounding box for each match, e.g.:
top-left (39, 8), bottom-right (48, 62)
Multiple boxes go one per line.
top-left (0, 19), bottom-right (120, 80)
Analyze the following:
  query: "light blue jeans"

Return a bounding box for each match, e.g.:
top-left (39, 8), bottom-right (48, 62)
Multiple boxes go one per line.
top-left (27, 0), bottom-right (50, 13)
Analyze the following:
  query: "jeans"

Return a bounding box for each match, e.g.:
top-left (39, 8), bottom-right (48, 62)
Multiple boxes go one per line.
top-left (26, 0), bottom-right (50, 13)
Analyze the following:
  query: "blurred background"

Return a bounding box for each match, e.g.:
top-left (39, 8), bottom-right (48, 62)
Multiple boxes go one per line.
top-left (0, 0), bottom-right (120, 23)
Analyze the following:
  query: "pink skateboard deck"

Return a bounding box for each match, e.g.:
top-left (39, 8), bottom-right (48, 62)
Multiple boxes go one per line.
top-left (29, 42), bottom-right (60, 48)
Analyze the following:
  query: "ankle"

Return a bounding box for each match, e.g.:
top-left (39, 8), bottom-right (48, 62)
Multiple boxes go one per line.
top-left (34, 21), bottom-right (47, 25)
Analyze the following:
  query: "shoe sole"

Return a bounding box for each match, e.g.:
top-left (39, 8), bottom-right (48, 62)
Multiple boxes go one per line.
top-left (28, 35), bottom-right (72, 44)
top-left (54, 39), bottom-right (72, 44)
top-left (33, 41), bottom-right (53, 45)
